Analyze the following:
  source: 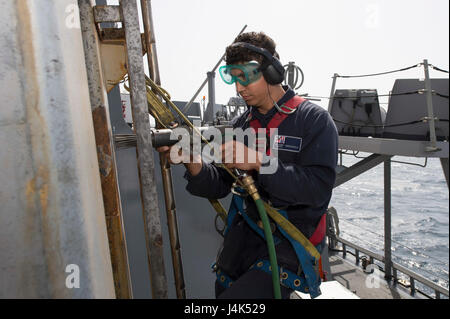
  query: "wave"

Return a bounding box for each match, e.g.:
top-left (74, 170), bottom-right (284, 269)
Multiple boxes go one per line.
top-left (414, 217), bottom-right (449, 228)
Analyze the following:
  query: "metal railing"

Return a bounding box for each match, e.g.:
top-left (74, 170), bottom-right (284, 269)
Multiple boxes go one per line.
top-left (327, 59), bottom-right (444, 153)
top-left (328, 234), bottom-right (449, 299)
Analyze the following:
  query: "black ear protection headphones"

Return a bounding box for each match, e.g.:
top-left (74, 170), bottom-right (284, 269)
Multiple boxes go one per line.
top-left (231, 42), bottom-right (285, 85)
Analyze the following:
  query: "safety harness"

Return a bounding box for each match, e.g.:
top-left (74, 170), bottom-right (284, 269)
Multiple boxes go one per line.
top-left (213, 96), bottom-right (327, 299)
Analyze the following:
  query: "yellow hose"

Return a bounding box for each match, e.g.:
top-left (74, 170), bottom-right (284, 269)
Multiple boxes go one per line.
top-left (263, 202), bottom-right (321, 260)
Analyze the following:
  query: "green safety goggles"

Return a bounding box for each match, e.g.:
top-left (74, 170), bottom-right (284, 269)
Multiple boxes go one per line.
top-left (219, 62), bottom-right (262, 86)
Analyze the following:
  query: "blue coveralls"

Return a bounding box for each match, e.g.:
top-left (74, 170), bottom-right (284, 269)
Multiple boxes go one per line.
top-left (183, 86), bottom-right (339, 298)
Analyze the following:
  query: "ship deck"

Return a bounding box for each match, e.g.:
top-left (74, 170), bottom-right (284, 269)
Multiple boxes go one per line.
top-left (326, 254), bottom-right (414, 299)
top-left (293, 249), bottom-right (417, 299)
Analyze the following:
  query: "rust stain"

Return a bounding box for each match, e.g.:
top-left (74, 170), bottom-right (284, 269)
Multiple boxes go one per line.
top-left (25, 176), bottom-right (36, 210)
top-left (100, 43), bottom-right (128, 92)
top-left (25, 165), bottom-right (50, 215)
top-left (37, 166), bottom-right (49, 215)
top-left (85, 21), bottom-right (132, 296)
top-left (16, 0), bottom-right (41, 125)
top-left (16, 0), bottom-right (62, 296)
top-left (92, 109), bottom-right (132, 295)
top-left (106, 216), bottom-right (132, 298)
top-left (92, 107), bottom-right (121, 217)
top-left (154, 234), bottom-right (163, 247)
top-left (97, 145), bottom-right (112, 177)
top-left (16, 0), bottom-right (48, 215)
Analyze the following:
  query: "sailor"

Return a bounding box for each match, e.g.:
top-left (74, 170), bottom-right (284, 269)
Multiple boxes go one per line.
top-left (157, 31), bottom-right (338, 299)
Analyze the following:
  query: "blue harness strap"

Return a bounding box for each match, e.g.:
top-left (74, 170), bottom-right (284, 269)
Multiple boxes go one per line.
top-left (212, 263), bottom-right (234, 289)
top-left (220, 194), bottom-right (322, 298)
top-left (276, 209), bottom-right (322, 298)
top-left (251, 260), bottom-right (310, 294)
top-left (225, 194), bottom-right (282, 245)
top-left (212, 260), bottom-right (310, 295)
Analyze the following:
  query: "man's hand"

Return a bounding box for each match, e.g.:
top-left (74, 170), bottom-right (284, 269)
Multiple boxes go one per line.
top-left (156, 145), bottom-right (203, 176)
top-left (156, 140), bottom-right (262, 176)
top-left (220, 140), bottom-right (262, 172)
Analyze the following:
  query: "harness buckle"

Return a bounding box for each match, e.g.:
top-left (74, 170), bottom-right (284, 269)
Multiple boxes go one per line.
top-left (231, 182), bottom-right (248, 197)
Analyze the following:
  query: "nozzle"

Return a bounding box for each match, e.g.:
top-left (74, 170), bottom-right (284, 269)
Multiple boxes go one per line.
top-left (240, 175), bottom-right (260, 201)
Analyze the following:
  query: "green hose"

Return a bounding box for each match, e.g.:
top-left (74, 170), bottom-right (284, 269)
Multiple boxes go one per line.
top-left (254, 198), bottom-right (282, 299)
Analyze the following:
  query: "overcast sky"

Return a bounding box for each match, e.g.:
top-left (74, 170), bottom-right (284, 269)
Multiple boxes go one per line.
top-left (110, 0), bottom-right (449, 110)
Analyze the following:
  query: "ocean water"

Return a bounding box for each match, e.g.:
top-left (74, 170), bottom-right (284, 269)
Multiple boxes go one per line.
top-left (329, 153), bottom-right (449, 297)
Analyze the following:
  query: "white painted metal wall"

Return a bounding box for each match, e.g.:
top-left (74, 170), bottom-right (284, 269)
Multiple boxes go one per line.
top-left (0, 0), bottom-right (115, 298)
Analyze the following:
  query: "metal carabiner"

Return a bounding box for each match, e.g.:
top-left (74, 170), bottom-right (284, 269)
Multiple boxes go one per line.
top-left (274, 102), bottom-right (297, 115)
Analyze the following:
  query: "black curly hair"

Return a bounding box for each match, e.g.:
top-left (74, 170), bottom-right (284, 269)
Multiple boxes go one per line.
top-left (225, 31), bottom-right (280, 65)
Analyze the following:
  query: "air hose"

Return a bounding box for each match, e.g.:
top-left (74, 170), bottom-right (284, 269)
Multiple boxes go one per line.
top-left (241, 175), bottom-right (282, 299)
